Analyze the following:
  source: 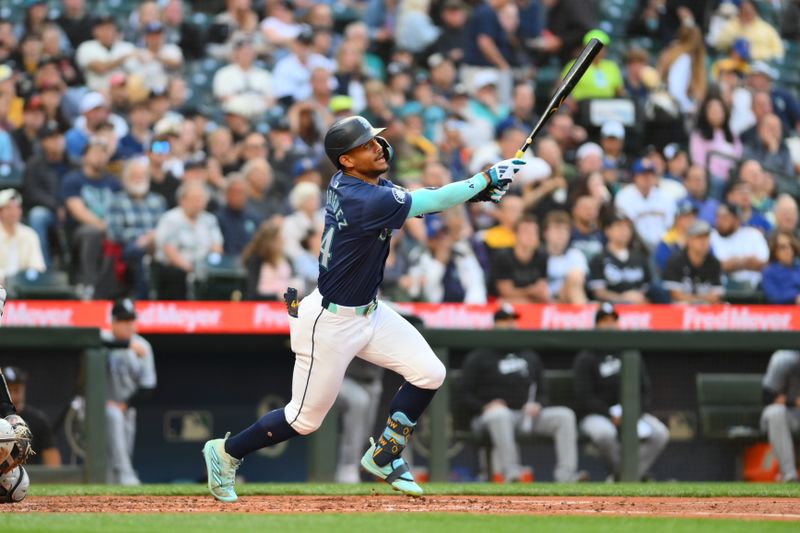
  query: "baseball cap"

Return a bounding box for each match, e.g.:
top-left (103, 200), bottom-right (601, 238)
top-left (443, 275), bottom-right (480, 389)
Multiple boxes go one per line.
top-left (427, 53), bottom-right (447, 69)
top-left (296, 24), bottom-right (314, 45)
top-left (111, 298), bottom-right (137, 321)
top-left (329, 95), bottom-right (353, 114)
top-left (443, 0), bottom-right (466, 9)
top-left (631, 158), bottom-right (656, 174)
top-left (663, 142), bottom-right (684, 161)
top-left (93, 13), bottom-right (116, 27)
top-left (472, 70), bottom-right (499, 92)
top-left (687, 219), bottom-right (712, 237)
top-left (0, 189), bottom-right (21, 208)
top-left (494, 303), bottom-right (520, 322)
top-left (576, 142), bottom-right (603, 160)
top-left (38, 121), bottom-right (62, 140)
top-left (1, 366), bottom-right (28, 385)
top-left (676, 198), bottom-right (698, 216)
top-left (79, 92), bottom-right (107, 114)
top-left (750, 61), bottom-right (777, 80)
top-left (583, 29), bottom-right (610, 47)
top-left (143, 21), bottom-right (163, 34)
top-left (595, 302), bottom-right (619, 324)
top-left (600, 121), bottom-right (625, 139)
top-left (222, 98), bottom-right (250, 117)
top-left (292, 157), bottom-right (318, 178)
top-left (732, 38), bottom-right (751, 62)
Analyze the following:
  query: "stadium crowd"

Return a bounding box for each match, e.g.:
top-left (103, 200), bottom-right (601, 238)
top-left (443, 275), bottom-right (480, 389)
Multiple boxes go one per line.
top-left (1, 0), bottom-right (800, 306)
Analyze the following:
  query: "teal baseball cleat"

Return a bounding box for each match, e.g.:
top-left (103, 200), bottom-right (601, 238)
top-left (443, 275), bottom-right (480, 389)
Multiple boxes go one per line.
top-left (360, 437), bottom-right (423, 497)
top-left (202, 432), bottom-right (242, 502)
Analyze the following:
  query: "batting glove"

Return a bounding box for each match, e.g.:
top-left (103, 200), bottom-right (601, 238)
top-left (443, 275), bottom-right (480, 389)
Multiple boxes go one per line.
top-left (486, 158), bottom-right (526, 187)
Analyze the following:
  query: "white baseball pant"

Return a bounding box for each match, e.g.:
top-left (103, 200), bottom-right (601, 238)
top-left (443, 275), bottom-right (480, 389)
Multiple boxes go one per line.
top-left (285, 289), bottom-right (446, 435)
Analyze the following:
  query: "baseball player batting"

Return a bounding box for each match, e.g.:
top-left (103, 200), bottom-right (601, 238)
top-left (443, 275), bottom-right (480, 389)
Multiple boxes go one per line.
top-left (203, 116), bottom-right (525, 500)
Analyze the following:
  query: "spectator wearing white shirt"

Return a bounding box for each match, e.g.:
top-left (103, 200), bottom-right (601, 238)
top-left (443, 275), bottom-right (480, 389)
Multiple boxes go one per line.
top-left (543, 210), bottom-right (588, 304)
top-left (281, 181), bottom-right (324, 263)
top-left (0, 190), bottom-right (45, 285)
top-left (131, 22), bottom-right (183, 92)
top-left (260, 0), bottom-right (300, 49)
top-left (711, 202), bottom-right (769, 289)
top-left (271, 24), bottom-right (335, 106)
top-left (75, 15), bottom-right (137, 92)
top-left (212, 34), bottom-right (273, 119)
top-left (154, 182), bottom-right (224, 299)
top-left (614, 158), bottom-right (675, 251)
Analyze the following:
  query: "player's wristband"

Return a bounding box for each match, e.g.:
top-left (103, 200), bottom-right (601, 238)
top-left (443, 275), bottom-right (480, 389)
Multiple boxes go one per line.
top-left (407, 174), bottom-right (488, 217)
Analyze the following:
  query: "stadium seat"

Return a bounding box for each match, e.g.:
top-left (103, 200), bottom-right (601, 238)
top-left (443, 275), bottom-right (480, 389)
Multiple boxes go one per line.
top-left (0, 163), bottom-right (22, 190)
top-left (5, 270), bottom-right (75, 300)
top-left (192, 254), bottom-right (248, 301)
top-left (695, 373), bottom-right (764, 440)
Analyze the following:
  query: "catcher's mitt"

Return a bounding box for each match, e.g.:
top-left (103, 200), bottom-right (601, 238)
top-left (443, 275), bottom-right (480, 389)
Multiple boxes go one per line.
top-left (0, 415), bottom-right (34, 475)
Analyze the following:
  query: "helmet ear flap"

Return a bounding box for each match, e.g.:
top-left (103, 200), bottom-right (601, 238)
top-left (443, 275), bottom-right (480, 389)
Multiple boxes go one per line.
top-left (376, 136), bottom-right (393, 163)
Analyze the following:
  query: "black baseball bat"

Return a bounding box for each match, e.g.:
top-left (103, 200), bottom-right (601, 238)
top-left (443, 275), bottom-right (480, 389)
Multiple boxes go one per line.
top-left (515, 38), bottom-right (604, 158)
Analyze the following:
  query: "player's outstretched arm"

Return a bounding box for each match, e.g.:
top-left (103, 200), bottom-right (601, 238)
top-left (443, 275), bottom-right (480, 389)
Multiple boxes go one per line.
top-left (407, 158), bottom-right (525, 217)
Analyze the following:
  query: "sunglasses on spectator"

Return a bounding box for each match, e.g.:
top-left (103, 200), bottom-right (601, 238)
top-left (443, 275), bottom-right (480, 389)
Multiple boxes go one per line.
top-left (150, 140), bottom-right (170, 154)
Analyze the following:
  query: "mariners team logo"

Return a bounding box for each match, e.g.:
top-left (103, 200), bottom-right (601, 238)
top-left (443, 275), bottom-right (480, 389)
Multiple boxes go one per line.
top-left (392, 188), bottom-right (406, 204)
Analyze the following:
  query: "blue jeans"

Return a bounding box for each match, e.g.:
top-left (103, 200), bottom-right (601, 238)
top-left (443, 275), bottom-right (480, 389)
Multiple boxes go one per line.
top-left (27, 206), bottom-right (55, 267)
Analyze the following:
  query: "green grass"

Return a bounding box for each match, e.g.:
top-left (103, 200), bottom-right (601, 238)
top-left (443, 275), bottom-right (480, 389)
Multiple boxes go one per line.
top-left (28, 482), bottom-right (800, 498)
top-left (0, 514), bottom-right (798, 533)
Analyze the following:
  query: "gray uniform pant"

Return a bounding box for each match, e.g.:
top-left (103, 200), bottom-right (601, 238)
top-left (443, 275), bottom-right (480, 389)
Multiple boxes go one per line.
top-left (106, 404), bottom-right (139, 485)
top-left (336, 376), bottom-right (383, 470)
top-left (472, 405), bottom-right (580, 482)
top-left (761, 404), bottom-right (800, 481)
top-left (580, 413), bottom-right (669, 479)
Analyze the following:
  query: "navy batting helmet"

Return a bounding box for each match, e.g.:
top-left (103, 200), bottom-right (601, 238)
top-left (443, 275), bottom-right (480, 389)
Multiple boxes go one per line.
top-left (324, 116), bottom-right (392, 168)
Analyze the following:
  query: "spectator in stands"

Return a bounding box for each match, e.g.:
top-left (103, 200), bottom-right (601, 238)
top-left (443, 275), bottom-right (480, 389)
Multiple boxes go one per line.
top-left (12, 95), bottom-right (44, 163)
top-left (133, 22), bottom-right (183, 92)
top-left (662, 144), bottom-right (689, 183)
top-left (154, 181), bottom-right (223, 300)
top-left (746, 62), bottom-right (800, 136)
top-left (681, 164), bottom-right (718, 226)
top-left (429, 0), bottom-right (469, 65)
top-left (107, 158), bottom-right (167, 299)
top-left (689, 95), bottom-right (742, 195)
top-left (460, 304), bottom-right (587, 482)
top-left (662, 220), bottom-right (724, 304)
top-left (772, 194), bottom-right (800, 239)
top-left (490, 215), bottom-right (549, 303)
top-left (57, 0), bottom-right (92, 50)
top-left (407, 207), bottom-right (487, 304)
top-left (215, 176), bottom-right (259, 258)
top-left (711, 202), bottom-right (769, 290)
top-left (242, 219), bottom-right (297, 300)
top-left (292, 223), bottom-right (321, 297)
top-left (260, 0), bottom-right (301, 49)
top-left (75, 15), bottom-right (137, 92)
top-left (242, 158), bottom-right (282, 222)
top-left (743, 114), bottom-right (794, 177)
top-left (564, 31), bottom-right (623, 102)
top-left (282, 182), bottom-right (323, 263)
top-left (272, 24), bottom-right (334, 106)
top-left (599, 121), bottom-right (627, 177)
top-left (573, 303), bottom-right (670, 481)
top-left (654, 198), bottom-right (696, 273)
top-left (569, 193), bottom-right (604, 261)
top-left (542, 211), bottom-right (588, 304)
top-left (145, 137), bottom-right (180, 209)
top-left (762, 233), bottom-right (800, 305)
top-left (622, 47), bottom-right (651, 105)
top-left (208, 0), bottom-right (260, 61)
top-left (0, 189), bottom-right (45, 285)
top-left (518, 157), bottom-right (568, 222)
top-left (588, 213), bottom-right (652, 304)
top-left (2, 366), bottom-right (61, 467)
top-left (760, 350), bottom-right (800, 482)
top-left (482, 194), bottom-right (524, 252)
top-left (537, 136), bottom-right (579, 184)
top-left (725, 176), bottom-right (772, 234)
top-left (61, 138), bottom-right (119, 299)
top-left (65, 92), bottom-right (128, 162)
top-left (657, 25), bottom-right (707, 116)
top-left (538, 0), bottom-right (594, 64)
top-left (212, 34), bottom-right (273, 119)
top-left (546, 112), bottom-right (586, 164)
top-left (117, 101), bottom-right (153, 160)
top-left (615, 158), bottom-right (675, 251)
top-left (22, 123), bottom-right (69, 266)
top-left (574, 142), bottom-right (604, 181)
top-left (738, 90), bottom-right (773, 147)
top-left (713, 0), bottom-right (784, 62)
top-left (462, 0), bottom-right (514, 105)
top-left (221, 100), bottom-right (255, 143)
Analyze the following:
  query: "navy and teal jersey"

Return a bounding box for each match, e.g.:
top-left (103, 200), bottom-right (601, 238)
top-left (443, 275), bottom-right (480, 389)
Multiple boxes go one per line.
top-left (317, 171), bottom-right (412, 306)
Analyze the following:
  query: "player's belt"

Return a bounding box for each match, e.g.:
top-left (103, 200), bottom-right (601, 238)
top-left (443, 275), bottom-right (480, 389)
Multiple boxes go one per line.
top-left (321, 297), bottom-right (378, 317)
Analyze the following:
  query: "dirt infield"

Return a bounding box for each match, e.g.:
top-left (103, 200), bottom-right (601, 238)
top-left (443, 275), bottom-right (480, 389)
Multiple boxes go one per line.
top-left (4, 495), bottom-right (800, 520)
